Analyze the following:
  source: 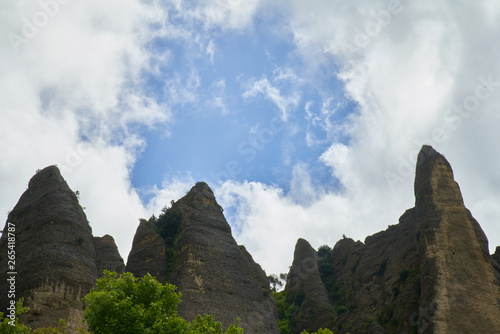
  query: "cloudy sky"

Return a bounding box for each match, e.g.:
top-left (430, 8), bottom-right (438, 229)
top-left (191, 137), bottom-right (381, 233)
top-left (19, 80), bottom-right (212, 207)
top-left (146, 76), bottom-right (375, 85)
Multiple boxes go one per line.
top-left (1, 0), bottom-right (500, 275)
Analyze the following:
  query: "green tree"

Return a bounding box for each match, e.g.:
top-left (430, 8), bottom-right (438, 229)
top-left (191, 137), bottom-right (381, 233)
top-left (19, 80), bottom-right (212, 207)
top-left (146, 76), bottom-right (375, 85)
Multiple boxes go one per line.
top-left (32, 319), bottom-right (90, 333)
top-left (187, 315), bottom-right (243, 334)
top-left (0, 298), bottom-right (31, 334)
top-left (300, 329), bottom-right (334, 334)
top-left (84, 271), bottom-right (187, 334)
top-left (83, 271), bottom-right (243, 334)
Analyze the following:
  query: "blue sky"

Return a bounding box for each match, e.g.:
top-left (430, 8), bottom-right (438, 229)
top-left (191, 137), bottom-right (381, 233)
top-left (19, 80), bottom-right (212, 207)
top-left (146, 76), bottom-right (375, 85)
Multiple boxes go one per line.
top-left (2, 0), bottom-right (500, 275)
top-left (131, 8), bottom-right (350, 203)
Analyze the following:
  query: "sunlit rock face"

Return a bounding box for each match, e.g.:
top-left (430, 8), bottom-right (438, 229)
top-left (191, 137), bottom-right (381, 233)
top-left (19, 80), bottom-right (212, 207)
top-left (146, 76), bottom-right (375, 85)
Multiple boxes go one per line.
top-left (284, 146), bottom-right (500, 334)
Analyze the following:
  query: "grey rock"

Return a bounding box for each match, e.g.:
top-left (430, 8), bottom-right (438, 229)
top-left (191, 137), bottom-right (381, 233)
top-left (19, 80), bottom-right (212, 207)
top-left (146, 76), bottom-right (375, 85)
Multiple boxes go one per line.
top-left (169, 182), bottom-right (279, 334)
top-left (0, 166), bottom-right (98, 331)
top-left (92, 234), bottom-right (125, 277)
top-left (126, 218), bottom-right (167, 282)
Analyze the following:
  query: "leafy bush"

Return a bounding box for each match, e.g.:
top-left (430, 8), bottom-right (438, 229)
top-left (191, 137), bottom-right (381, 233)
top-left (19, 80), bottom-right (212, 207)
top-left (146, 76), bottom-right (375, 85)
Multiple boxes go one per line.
top-left (154, 206), bottom-right (183, 279)
top-left (300, 329), bottom-right (334, 334)
top-left (0, 298), bottom-right (31, 333)
top-left (83, 271), bottom-right (243, 334)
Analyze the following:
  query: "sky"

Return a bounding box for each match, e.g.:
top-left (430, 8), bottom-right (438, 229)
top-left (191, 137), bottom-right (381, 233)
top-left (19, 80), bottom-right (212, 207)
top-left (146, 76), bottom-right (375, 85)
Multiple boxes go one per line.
top-left (1, 0), bottom-right (500, 276)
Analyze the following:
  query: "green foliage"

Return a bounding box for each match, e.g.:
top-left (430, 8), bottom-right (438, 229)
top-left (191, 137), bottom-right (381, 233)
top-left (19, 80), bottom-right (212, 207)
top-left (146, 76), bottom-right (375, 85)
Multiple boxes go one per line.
top-left (33, 319), bottom-right (67, 333)
top-left (83, 271), bottom-right (243, 334)
top-left (272, 291), bottom-right (295, 334)
top-left (317, 245), bottom-right (340, 304)
top-left (294, 290), bottom-right (306, 307)
top-left (187, 315), bottom-right (243, 334)
top-left (335, 306), bottom-right (348, 314)
top-left (84, 271), bottom-right (187, 334)
top-left (0, 298), bottom-right (31, 333)
top-left (154, 206), bottom-right (183, 279)
top-left (268, 273), bottom-right (286, 292)
top-left (156, 206), bottom-right (182, 242)
top-left (32, 319), bottom-right (91, 333)
top-left (300, 329), bottom-right (334, 334)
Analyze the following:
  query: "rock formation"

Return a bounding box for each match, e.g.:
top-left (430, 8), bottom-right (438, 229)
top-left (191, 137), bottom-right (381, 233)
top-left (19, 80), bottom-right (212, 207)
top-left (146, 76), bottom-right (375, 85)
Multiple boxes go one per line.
top-left (127, 182), bottom-right (280, 334)
top-left (92, 234), bottom-right (125, 277)
top-left (285, 238), bottom-right (333, 333)
top-left (4, 145), bottom-right (500, 334)
top-left (0, 166), bottom-right (98, 331)
top-left (284, 145), bottom-right (500, 333)
top-left (0, 166), bottom-right (125, 332)
top-left (126, 218), bottom-right (168, 282)
top-left (414, 145), bottom-right (500, 333)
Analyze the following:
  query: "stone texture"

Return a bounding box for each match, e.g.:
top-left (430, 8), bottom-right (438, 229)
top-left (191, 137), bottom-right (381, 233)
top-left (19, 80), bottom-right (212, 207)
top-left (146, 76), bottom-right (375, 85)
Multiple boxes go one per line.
top-left (285, 145), bottom-right (500, 334)
top-left (169, 182), bottom-right (279, 334)
top-left (0, 166), bottom-right (98, 332)
top-left (126, 218), bottom-right (167, 282)
top-left (414, 145), bottom-right (500, 333)
top-left (92, 234), bottom-right (125, 277)
top-left (285, 238), bottom-right (333, 334)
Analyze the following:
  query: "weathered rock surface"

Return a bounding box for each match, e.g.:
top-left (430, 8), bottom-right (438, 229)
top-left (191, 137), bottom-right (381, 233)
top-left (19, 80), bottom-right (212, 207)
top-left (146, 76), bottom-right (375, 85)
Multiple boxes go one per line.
top-left (92, 234), bottom-right (125, 277)
top-left (0, 166), bottom-right (98, 331)
top-left (414, 145), bottom-right (500, 333)
top-left (285, 145), bottom-right (500, 334)
top-left (285, 238), bottom-right (333, 334)
top-left (168, 182), bottom-right (279, 334)
top-left (126, 218), bottom-right (167, 282)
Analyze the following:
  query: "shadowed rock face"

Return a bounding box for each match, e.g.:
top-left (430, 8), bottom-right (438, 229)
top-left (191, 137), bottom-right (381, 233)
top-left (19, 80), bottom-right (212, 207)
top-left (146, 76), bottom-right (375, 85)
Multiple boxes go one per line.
top-left (126, 218), bottom-right (168, 282)
top-left (92, 234), bottom-right (125, 277)
top-left (285, 238), bottom-right (333, 334)
top-left (0, 166), bottom-right (98, 331)
top-left (168, 182), bottom-right (279, 334)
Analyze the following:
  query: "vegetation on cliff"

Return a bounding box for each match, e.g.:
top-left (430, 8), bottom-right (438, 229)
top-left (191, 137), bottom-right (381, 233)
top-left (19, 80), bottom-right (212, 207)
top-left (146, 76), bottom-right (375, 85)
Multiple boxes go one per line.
top-left (153, 205), bottom-right (183, 279)
top-left (84, 271), bottom-right (243, 334)
top-left (1, 271), bottom-right (244, 334)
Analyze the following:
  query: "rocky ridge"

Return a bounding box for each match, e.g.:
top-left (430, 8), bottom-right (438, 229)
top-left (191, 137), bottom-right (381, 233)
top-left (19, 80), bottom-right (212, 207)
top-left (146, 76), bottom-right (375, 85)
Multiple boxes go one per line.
top-left (2, 145), bottom-right (500, 334)
top-left (127, 182), bottom-right (280, 334)
top-left (283, 145), bottom-right (500, 333)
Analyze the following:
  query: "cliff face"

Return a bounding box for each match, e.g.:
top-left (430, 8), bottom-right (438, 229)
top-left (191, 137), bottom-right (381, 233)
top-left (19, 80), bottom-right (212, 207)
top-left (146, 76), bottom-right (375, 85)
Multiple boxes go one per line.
top-left (0, 166), bottom-right (97, 331)
top-left (92, 234), bottom-right (125, 277)
top-left (126, 218), bottom-right (168, 282)
top-left (0, 166), bottom-right (125, 331)
top-left (127, 182), bottom-right (280, 334)
top-left (414, 145), bottom-right (500, 333)
top-left (3, 145), bottom-right (500, 333)
top-left (285, 238), bottom-right (333, 334)
top-left (284, 145), bottom-right (500, 334)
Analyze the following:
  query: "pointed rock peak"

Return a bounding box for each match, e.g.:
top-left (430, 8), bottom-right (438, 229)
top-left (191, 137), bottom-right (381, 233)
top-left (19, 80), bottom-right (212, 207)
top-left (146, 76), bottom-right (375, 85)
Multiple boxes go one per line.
top-left (294, 238), bottom-right (316, 257)
top-left (414, 145), bottom-right (463, 209)
top-left (176, 181), bottom-right (220, 211)
top-left (0, 165), bottom-right (97, 330)
top-left (28, 165), bottom-right (64, 189)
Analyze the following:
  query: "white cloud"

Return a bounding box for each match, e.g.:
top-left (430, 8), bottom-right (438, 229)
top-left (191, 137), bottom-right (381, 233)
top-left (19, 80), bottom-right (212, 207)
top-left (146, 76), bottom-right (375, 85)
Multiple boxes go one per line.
top-left (215, 174), bottom-right (408, 275)
top-left (0, 0), bottom-right (263, 264)
top-left (145, 175), bottom-right (196, 216)
top-left (284, 0), bottom-right (500, 253)
top-left (0, 0), bottom-right (171, 258)
top-left (212, 0), bottom-right (500, 277)
top-left (243, 76), bottom-right (300, 121)
top-left (4, 0), bottom-right (500, 279)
